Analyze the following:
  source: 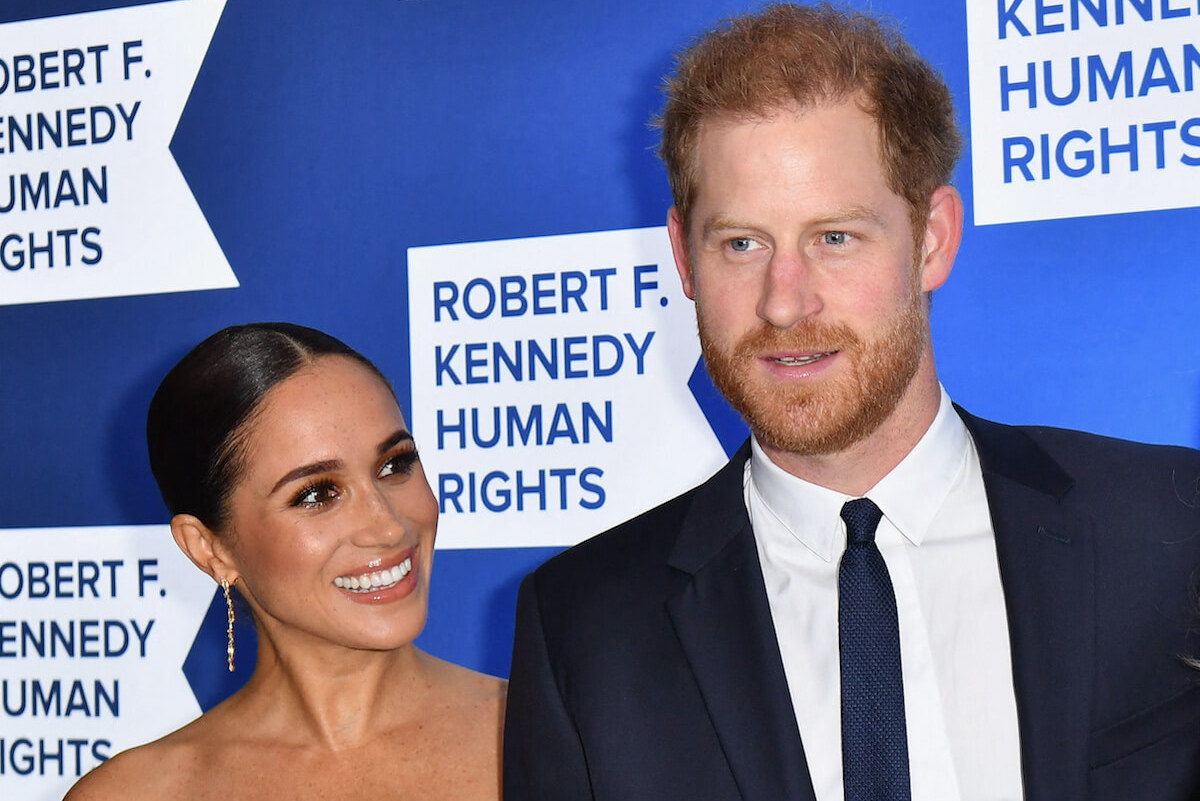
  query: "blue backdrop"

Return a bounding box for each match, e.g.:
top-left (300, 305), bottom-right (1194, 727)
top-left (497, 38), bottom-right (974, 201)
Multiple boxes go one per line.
top-left (2, 1), bottom-right (1198, 793)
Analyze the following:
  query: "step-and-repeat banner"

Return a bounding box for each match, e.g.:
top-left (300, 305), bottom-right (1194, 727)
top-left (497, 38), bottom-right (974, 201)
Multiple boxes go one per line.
top-left (2, 1), bottom-right (1197, 798)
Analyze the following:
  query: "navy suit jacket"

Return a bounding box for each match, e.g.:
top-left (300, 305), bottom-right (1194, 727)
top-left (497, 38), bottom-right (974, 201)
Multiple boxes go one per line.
top-left (504, 409), bottom-right (1200, 800)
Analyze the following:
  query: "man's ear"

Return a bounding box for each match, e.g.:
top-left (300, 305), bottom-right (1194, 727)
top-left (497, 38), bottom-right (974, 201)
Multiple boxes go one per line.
top-left (919, 185), bottom-right (964, 293)
top-left (170, 513), bottom-right (238, 585)
top-left (667, 206), bottom-right (696, 300)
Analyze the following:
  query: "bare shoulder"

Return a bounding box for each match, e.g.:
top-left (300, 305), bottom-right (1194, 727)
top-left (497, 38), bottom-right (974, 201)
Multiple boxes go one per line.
top-left (63, 714), bottom-right (221, 801)
top-left (62, 747), bottom-right (137, 801)
top-left (62, 738), bottom-right (190, 800)
top-left (399, 654), bottom-right (505, 800)
top-left (415, 652), bottom-right (507, 744)
top-left (425, 652), bottom-right (508, 713)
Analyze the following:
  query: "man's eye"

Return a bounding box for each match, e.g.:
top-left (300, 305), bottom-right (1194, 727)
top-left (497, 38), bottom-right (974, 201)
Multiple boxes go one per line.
top-left (823, 231), bottom-right (849, 246)
top-left (729, 238), bottom-right (758, 252)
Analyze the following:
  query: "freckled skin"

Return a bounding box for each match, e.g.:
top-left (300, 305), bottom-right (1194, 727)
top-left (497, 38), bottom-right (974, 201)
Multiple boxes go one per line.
top-left (66, 653), bottom-right (506, 801)
top-left (64, 358), bottom-right (505, 801)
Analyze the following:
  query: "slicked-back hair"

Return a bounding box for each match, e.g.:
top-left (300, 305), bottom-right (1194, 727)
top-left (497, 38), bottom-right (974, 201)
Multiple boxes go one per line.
top-left (658, 2), bottom-right (962, 236)
top-left (146, 322), bottom-right (393, 530)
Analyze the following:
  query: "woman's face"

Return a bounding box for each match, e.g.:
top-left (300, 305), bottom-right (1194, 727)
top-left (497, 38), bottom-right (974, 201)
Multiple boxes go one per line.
top-left (219, 355), bottom-right (438, 653)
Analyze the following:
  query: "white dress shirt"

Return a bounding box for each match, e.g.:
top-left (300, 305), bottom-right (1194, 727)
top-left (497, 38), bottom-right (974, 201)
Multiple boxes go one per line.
top-left (746, 387), bottom-right (1025, 801)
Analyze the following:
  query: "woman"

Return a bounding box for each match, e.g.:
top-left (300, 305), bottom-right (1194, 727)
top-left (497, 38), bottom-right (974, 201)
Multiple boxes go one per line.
top-left (66, 323), bottom-right (505, 800)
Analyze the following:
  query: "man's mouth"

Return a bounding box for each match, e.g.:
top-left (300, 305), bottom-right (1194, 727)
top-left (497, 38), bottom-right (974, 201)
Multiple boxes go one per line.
top-left (333, 556), bottom-right (413, 593)
top-left (770, 351), bottom-right (836, 366)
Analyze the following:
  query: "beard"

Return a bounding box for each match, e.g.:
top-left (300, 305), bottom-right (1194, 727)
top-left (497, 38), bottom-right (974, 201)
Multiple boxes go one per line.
top-left (697, 284), bottom-right (928, 456)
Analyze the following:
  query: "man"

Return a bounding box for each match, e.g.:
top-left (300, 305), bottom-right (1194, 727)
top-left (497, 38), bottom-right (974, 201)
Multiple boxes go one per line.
top-left (504, 5), bottom-right (1200, 800)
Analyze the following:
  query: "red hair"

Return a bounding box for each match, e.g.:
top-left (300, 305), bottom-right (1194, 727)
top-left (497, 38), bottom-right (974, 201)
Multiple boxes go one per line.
top-left (658, 3), bottom-right (962, 234)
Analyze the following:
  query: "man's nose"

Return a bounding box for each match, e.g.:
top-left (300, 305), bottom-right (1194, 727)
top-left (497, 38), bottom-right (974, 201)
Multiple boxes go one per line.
top-left (757, 250), bottom-right (823, 329)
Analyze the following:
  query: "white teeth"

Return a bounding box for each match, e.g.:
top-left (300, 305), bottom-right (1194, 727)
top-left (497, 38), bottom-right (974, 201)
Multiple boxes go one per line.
top-left (335, 557), bottom-right (413, 593)
top-left (774, 352), bottom-right (830, 366)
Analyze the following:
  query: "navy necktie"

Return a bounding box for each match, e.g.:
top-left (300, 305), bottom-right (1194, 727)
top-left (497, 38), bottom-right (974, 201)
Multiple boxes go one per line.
top-left (839, 498), bottom-right (911, 801)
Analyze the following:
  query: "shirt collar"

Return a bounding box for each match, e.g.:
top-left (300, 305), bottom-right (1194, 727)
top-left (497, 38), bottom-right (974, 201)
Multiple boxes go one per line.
top-left (748, 386), bottom-right (971, 561)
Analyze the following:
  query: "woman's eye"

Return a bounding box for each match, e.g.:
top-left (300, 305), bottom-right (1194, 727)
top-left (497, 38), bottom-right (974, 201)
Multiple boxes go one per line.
top-left (379, 450), bottom-right (419, 479)
top-left (291, 481), bottom-right (339, 509)
top-left (823, 231), bottom-right (849, 246)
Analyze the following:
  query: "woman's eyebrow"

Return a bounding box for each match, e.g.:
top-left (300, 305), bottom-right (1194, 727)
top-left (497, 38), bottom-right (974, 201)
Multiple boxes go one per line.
top-left (269, 459), bottom-right (343, 496)
top-left (377, 430), bottom-right (414, 456)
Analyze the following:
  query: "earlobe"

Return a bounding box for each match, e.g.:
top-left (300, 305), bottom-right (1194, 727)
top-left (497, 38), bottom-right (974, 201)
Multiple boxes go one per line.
top-left (919, 185), bottom-right (964, 293)
top-left (667, 207), bottom-right (696, 300)
top-left (170, 513), bottom-right (238, 585)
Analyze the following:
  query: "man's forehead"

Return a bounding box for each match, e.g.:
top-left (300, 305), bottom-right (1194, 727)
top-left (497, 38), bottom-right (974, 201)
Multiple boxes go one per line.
top-left (686, 99), bottom-right (889, 197)
top-left (694, 94), bottom-right (872, 136)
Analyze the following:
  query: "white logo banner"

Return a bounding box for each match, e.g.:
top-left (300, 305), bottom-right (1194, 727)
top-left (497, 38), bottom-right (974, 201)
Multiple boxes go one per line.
top-left (967, 0), bottom-right (1200, 224)
top-left (0, 525), bottom-right (216, 801)
top-left (0, 0), bottom-right (235, 305)
top-left (408, 227), bottom-right (728, 549)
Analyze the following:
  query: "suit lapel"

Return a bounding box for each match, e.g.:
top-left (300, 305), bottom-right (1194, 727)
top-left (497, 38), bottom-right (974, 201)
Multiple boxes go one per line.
top-left (666, 443), bottom-right (817, 801)
top-left (960, 409), bottom-right (1096, 801)
top-left (665, 414), bottom-right (1097, 801)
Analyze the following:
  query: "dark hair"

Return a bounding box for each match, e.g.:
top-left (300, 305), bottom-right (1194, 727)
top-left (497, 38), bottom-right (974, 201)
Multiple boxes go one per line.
top-left (658, 2), bottom-right (962, 236)
top-left (146, 322), bottom-right (392, 530)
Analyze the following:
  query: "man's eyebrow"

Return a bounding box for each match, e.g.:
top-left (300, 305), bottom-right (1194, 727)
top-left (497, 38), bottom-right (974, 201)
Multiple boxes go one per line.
top-left (700, 205), bottom-right (889, 239)
top-left (811, 204), bottom-right (889, 227)
top-left (700, 216), bottom-right (756, 239)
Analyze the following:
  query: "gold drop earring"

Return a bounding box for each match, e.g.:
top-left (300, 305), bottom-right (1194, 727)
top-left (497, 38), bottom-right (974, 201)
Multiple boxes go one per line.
top-left (221, 577), bottom-right (235, 672)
